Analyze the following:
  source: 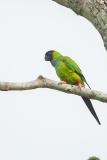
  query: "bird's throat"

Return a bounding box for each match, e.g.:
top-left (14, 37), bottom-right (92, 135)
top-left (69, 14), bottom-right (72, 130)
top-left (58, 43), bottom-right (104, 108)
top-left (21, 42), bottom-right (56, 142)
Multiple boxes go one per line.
top-left (51, 56), bottom-right (62, 68)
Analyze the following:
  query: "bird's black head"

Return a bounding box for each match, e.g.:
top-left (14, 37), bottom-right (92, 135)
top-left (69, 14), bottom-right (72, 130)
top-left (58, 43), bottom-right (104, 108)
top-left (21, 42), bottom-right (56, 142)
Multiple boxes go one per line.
top-left (44, 50), bottom-right (54, 61)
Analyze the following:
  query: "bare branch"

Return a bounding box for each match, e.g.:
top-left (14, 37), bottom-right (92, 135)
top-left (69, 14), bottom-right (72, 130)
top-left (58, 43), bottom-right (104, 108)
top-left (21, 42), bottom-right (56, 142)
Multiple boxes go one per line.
top-left (0, 75), bottom-right (107, 103)
top-left (52, 0), bottom-right (107, 50)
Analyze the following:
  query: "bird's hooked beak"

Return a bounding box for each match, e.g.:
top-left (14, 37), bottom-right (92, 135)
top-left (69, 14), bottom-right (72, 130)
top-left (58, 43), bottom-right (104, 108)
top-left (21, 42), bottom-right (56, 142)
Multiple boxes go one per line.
top-left (44, 54), bottom-right (50, 61)
top-left (44, 50), bottom-right (53, 61)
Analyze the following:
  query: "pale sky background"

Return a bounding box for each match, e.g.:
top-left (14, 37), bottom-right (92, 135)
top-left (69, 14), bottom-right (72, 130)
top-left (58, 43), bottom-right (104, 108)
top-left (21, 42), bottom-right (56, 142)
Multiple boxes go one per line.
top-left (0, 0), bottom-right (107, 160)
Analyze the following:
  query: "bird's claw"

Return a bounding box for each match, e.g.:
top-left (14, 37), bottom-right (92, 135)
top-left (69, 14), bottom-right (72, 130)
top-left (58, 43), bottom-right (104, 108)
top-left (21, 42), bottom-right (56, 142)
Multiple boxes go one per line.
top-left (58, 80), bottom-right (67, 85)
top-left (78, 83), bottom-right (84, 89)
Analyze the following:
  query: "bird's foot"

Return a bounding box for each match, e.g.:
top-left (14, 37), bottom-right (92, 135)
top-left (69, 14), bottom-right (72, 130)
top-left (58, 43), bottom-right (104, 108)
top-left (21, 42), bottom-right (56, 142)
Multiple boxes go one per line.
top-left (77, 80), bottom-right (84, 89)
top-left (58, 80), bottom-right (67, 85)
top-left (78, 83), bottom-right (84, 88)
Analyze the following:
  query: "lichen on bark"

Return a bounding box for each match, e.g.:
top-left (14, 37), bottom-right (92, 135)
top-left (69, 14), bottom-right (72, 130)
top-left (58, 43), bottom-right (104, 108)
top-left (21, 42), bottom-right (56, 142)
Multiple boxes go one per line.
top-left (53, 0), bottom-right (107, 50)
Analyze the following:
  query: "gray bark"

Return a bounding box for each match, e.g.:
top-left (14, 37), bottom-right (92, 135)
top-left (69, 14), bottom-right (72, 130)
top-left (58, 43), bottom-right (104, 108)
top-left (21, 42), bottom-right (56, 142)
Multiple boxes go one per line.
top-left (0, 75), bottom-right (107, 103)
top-left (53, 0), bottom-right (107, 50)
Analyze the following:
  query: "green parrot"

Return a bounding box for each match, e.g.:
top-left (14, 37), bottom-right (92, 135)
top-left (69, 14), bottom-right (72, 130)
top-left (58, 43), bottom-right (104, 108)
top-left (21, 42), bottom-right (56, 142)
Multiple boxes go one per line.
top-left (44, 50), bottom-right (101, 125)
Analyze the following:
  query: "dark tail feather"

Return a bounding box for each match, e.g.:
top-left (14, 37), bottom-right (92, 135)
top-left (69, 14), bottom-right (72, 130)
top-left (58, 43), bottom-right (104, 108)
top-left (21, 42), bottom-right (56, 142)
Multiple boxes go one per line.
top-left (81, 96), bottom-right (101, 125)
top-left (85, 81), bottom-right (91, 89)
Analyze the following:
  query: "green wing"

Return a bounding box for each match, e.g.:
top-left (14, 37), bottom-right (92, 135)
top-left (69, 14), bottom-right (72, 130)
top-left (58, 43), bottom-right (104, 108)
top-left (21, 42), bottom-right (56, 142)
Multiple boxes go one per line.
top-left (62, 56), bottom-right (82, 73)
top-left (61, 56), bottom-right (91, 88)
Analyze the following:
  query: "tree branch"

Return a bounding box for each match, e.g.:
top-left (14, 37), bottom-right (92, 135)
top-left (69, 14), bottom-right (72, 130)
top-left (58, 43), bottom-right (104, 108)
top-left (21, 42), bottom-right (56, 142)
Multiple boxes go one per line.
top-left (52, 0), bottom-right (107, 50)
top-left (0, 75), bottom-right (107, 103)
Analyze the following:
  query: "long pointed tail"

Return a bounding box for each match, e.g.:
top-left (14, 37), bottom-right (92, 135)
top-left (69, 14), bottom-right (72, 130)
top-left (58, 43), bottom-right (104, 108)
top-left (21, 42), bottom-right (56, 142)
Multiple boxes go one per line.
top-left (81, 96), bottom-right (101, 125)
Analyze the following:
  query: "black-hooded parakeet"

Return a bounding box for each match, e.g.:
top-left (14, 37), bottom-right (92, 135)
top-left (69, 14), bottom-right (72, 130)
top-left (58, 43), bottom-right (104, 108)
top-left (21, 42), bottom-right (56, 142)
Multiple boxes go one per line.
top-left (44, 50), bottom-right (100, 125)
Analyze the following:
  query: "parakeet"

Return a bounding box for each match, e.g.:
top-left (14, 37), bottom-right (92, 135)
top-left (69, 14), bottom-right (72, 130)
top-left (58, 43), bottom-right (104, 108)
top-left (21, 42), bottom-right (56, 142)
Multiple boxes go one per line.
top-left (44, 50), bottom-right (101, 125)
